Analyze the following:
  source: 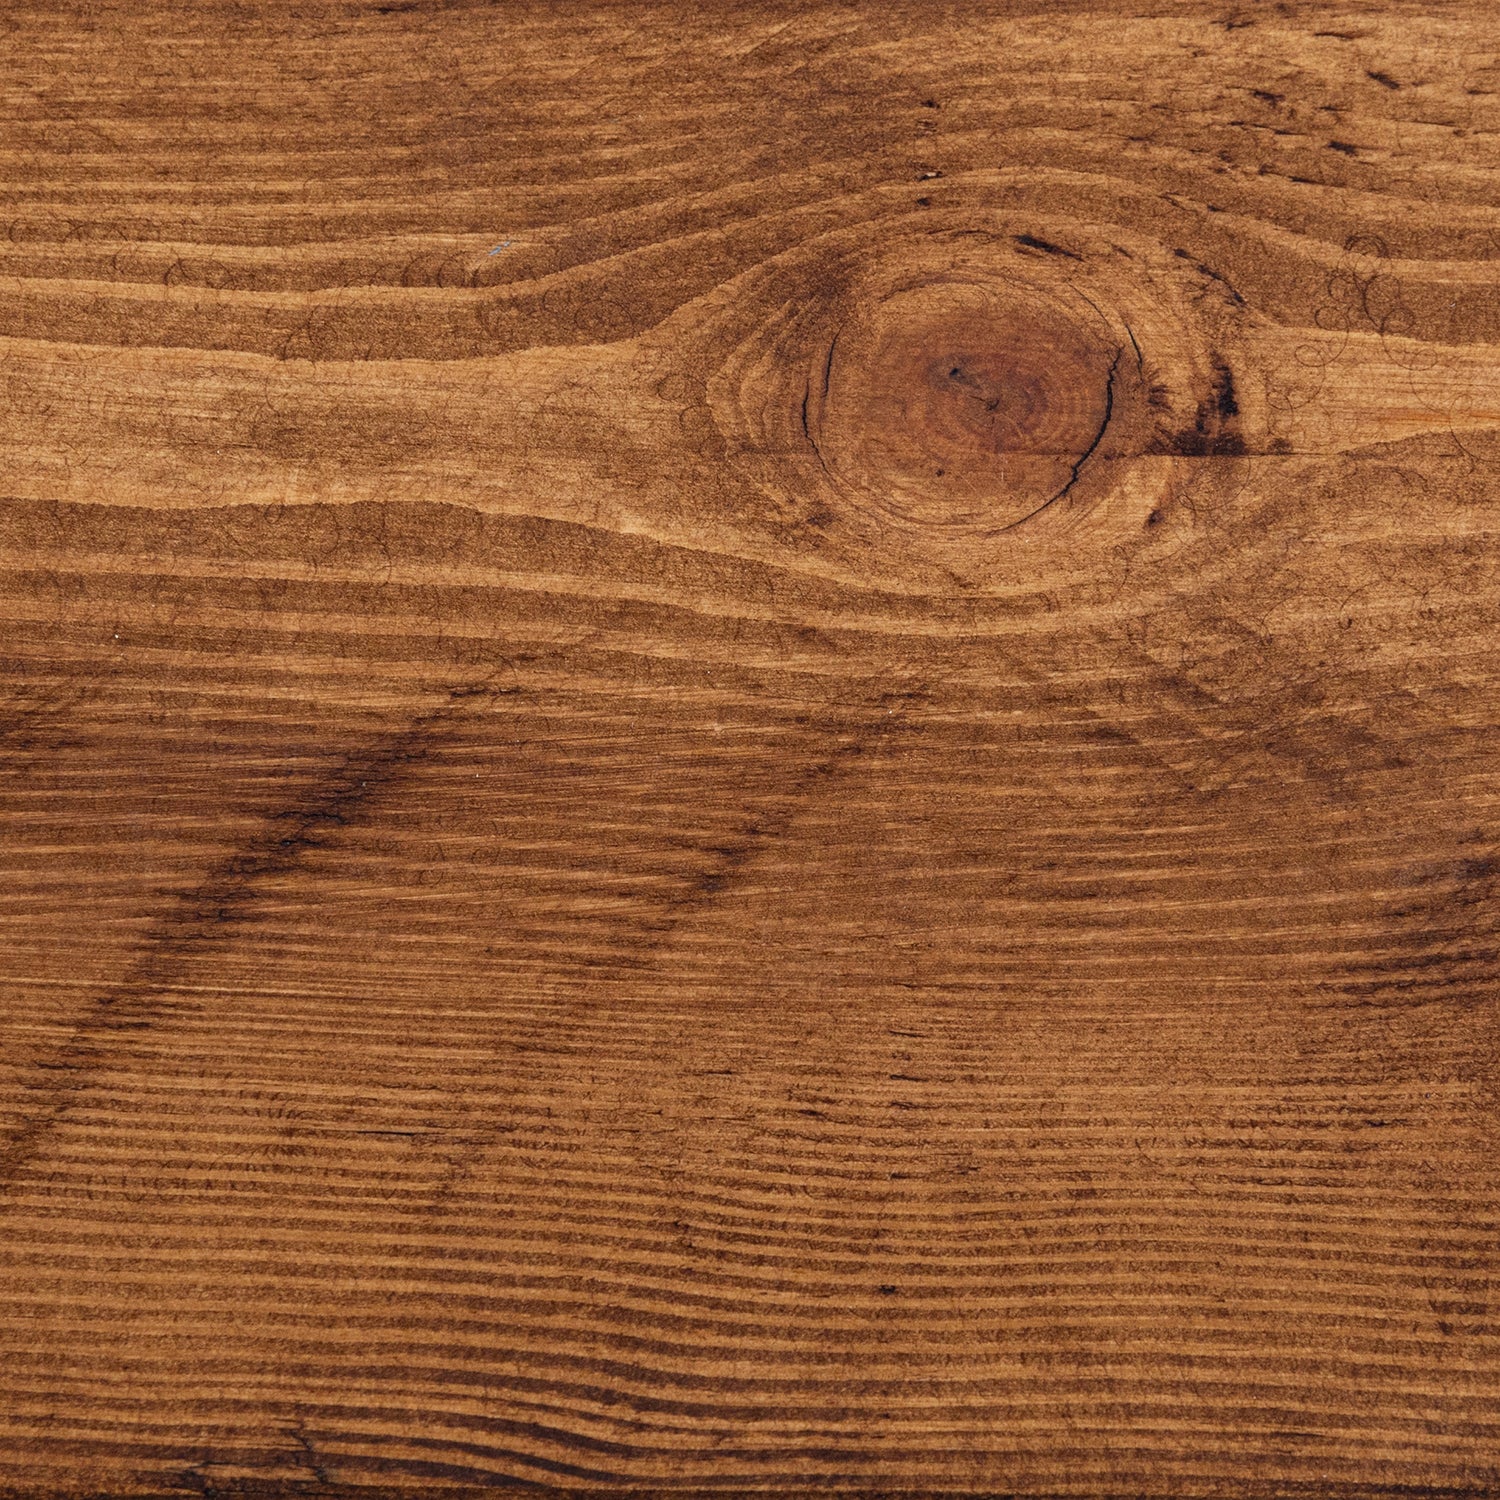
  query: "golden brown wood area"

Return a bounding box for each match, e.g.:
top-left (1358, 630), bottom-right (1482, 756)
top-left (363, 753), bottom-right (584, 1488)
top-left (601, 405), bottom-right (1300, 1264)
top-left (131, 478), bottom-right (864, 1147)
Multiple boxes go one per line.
top-left (2, 1), bottom-right (1500, 1493)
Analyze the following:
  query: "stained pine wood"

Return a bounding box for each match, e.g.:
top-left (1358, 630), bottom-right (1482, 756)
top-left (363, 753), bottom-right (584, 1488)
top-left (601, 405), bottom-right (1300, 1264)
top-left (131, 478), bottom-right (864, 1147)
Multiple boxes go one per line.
top-left (2, 1), bottom-right (1499, 1493)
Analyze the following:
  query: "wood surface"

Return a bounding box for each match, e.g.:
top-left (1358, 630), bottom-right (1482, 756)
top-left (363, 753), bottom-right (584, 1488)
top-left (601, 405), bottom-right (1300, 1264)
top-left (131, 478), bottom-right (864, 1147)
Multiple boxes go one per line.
top-left (2, 1), bottom-right (1499, 1493)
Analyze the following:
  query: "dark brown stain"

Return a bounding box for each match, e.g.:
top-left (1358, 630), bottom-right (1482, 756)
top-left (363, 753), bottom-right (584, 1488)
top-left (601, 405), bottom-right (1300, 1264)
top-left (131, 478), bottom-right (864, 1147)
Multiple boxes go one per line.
top-left (1014, 233), bottom-right (1082, 260)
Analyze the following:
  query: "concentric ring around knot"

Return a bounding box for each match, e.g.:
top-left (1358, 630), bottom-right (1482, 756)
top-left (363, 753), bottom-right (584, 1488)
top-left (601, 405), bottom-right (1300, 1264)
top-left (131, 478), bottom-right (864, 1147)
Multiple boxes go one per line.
top-left (694, 214), bottom-right (1248, 587)
top-left (804, 277), bottom-right (1123, 534)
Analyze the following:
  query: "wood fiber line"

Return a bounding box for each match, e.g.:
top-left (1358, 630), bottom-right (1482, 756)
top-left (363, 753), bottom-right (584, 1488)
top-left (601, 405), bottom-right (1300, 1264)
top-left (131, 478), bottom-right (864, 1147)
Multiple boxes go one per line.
top-left (0, 676), bottom-right (520, 1194)
top-left (3, 1), bottom-right (1500, 1495)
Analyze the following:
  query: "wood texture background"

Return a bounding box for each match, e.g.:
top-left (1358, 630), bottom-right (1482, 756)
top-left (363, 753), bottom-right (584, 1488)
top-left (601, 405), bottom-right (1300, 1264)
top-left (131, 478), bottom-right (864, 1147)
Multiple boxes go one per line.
top-left (2, 1), bottom-right (1500, 1493)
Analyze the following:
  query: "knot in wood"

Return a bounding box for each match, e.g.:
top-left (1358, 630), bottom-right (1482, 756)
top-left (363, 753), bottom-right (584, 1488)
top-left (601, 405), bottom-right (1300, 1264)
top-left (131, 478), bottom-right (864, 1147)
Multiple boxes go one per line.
top-left (806, 278), bottom-right (1119, 534)
top-left (692, 217), bottom-right (1249, 588)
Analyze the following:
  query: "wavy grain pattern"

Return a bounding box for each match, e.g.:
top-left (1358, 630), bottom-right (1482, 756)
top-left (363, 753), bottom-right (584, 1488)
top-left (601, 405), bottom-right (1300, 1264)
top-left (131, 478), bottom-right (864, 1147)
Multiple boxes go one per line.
top-left (2, 1), bottom-right (1500, 1493)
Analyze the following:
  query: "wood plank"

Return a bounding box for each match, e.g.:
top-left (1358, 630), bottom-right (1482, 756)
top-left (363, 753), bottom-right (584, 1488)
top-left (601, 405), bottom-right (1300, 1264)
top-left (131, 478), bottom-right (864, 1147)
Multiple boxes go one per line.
top-left (1, 1), bottom-right (1498, 1492)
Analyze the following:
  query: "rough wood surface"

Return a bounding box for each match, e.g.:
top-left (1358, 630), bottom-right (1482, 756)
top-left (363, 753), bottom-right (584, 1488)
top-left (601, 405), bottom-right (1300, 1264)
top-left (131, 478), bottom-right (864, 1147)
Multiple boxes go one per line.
top-left (2, 2), bottom-right (1499, 1493)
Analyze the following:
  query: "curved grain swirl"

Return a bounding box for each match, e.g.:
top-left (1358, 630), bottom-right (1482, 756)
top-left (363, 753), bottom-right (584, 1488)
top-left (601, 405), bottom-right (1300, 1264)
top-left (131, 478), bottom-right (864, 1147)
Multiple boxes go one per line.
top-left (2, 4), bottom-right (1500, 1497)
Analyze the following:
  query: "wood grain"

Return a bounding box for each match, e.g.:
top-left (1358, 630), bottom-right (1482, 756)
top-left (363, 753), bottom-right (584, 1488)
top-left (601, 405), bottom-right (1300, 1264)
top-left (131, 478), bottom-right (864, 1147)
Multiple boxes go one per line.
top-left (2, 1), bottom-right (1499, 1493)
